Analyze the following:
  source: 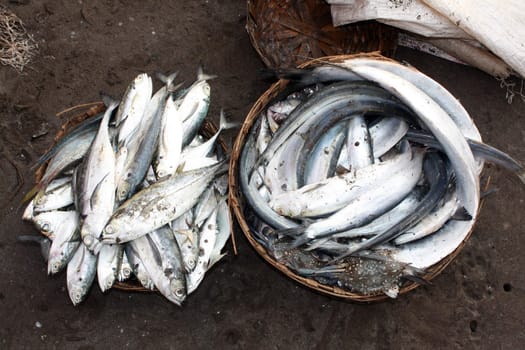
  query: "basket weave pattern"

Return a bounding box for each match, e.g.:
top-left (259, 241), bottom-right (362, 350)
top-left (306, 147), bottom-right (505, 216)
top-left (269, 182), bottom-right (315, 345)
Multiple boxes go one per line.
top-left (246, 0), bottom-right (398, 69)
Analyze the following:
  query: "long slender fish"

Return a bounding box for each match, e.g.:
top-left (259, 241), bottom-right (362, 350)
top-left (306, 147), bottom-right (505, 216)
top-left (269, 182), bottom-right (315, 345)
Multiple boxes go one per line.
top-left (285, 144), bottom-right (425, 247)
top-left (394, 188), bottom-right (465, 245)
top-left (304, 122), bottom-right (346, 185)
top-left (346, 115), bottom-right (373, 169)
top-left (260, 82), bottom-right (414, 192)
top-left (33, 180), bottom-right (74, 213)
top-left (305, 188), bottom-right (424, 250)
top-left (269, 141), bottom-right (422, 218)
top-left (238, 119), bottom-right (298, 230)
top-left (341, 64), bottom-right (480, 222)
top-left (406, 129), bottom-right (525, 182)
top-left (25, 128), bottom-right (97, 203)
top-left (333, 152), bottom-right (453, 260)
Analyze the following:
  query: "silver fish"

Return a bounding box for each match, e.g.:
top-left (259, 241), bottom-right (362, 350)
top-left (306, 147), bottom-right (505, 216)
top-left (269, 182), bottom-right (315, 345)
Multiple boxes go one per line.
top-left (269, 141), bottom-right (421, 218)
top-left (67, 244), bottom-right (97, 305)
top-left (115, 73), bottom-right (153, 147)
top-left (304, 122), bottom-right (346, 185)
top-left (33, 179), bottom-right (73, 213)
top-left (154, 93), bottom-right (184, 179)
top-left (285, 144), bottom-right (425, 245)
top-left (346, 115), bottom-right (373, 169)
top-left (187, 206), bottom-right (218, 294)
top-left (78, 102), bottom-right (118, 253)
top-left (47, 211), bottom-right (80, 275)
top-left (340, 62), bottom-right (480, 221)
top-left (97, 243), bottom-right (123, 292)
top-left (101, 161), bottom-right (227, 244)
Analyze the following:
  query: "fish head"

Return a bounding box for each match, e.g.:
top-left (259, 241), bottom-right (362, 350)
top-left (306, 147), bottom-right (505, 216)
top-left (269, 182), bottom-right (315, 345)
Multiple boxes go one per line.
top-left (99, 274), bottom-right (116, 292)
top-left (169, 278), bottom-right (187, 304)
top-left (184, 256), bottom-right (196, 272)
top-left (34, 218), bottom-right (54, 238)
top-left (67, 282), bottom-right (89, 306)
top-left (119, 265), bottom-right (132, 280)
top-left (47, 254), bottom-right (63, 275)
top-left (116, 181), bottom-right (131, 202)
top-left (22, 200), bottom-right (35, 221)
top-left (195, 80), bottom-right (211, 99)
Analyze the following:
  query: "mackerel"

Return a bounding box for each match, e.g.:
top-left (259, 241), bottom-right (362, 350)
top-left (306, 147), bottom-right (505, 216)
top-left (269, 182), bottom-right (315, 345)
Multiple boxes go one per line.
top-left (67, 244), bottom-right (97, 306)
top-left (101, 161), bottom-right (228, 244)
top-left (47, 211), bottom-right (80, 275)
top-left (97, 244), bottom-right (123, 292)
top-left (78, 102), bottom-right (118, 253)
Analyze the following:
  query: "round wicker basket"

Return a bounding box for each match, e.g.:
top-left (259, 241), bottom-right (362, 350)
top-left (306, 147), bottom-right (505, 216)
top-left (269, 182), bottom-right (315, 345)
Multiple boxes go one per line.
top-left (228, 53), bottom-right (481, 302)
top-left (33, 102), bottom-right (228, 292)
top-left (246, 0), bottom-right (398, 69)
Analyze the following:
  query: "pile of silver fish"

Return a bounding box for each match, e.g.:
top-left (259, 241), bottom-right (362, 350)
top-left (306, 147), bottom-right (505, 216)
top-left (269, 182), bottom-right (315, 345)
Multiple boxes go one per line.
top-left (21, 69), bottom-right (235, 305)
top-left (239, 58), bottom-right (525, 298)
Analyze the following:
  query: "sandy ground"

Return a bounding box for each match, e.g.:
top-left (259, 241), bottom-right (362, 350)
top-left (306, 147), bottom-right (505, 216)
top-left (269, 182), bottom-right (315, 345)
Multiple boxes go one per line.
top-left (0, 1), bottom-right (524, 349)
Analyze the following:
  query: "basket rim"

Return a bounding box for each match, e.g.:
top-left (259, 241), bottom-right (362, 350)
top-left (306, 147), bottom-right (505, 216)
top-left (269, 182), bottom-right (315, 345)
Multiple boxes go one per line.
top-left (228, 53), bottom-right (479, 302)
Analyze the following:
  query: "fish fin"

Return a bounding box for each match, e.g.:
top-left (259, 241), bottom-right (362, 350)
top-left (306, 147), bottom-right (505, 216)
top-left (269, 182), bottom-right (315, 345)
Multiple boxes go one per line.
top-left (275, 225), bottom-right (306, 238)
top-left (403, 273), bottom-right (431, 286)
top-left (268, 67), bottom-right (312, 82)
top-left (196, 66), bottom-right (217, 82)
top-left (451, 206), bottom-right (473, 221)
top-left (174, 229), bottom-right (194, 244)
top-left (89, 173), bottom-right (111, 210)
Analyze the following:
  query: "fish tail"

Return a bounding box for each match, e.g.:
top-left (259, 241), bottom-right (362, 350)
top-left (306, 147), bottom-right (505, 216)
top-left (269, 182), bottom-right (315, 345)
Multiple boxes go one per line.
top-left (270, 67), bottom-right (310, 81)
top-left (156, 71), bottom-right (179, 87)
top-left (196, 66), bottom-right (217, 82)
top-left (518, 171), bottom-right (525, 185)
top-left (99, 92), bottom-right (119, 109)
top-left (218, 109), bottom-right (240, 132)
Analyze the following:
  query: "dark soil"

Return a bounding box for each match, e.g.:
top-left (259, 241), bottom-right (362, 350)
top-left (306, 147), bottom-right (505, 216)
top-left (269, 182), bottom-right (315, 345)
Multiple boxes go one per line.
top-left (0, 1), bottom-right (524, 349)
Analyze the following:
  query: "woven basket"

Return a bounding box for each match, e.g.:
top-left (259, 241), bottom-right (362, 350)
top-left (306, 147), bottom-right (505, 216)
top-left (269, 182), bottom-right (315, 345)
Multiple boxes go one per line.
top-left (228, 53), bottom-right (482, 302)
top-left (246, 0), bottom-right (398, 69)
top-left (34, 102), bottom-right (228, 292)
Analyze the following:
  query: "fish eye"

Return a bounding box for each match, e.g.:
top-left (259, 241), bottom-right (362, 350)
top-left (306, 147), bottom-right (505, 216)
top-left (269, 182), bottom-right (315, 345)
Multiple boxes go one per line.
top-left (41, 223), bottom-right (50, 232)
top-left (175, 288), bottom-right (184, 297)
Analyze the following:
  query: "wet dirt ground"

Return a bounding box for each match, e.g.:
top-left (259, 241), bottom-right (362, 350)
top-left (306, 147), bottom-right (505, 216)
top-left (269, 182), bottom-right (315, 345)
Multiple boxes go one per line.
top-left (1, 1), bottom-right (524, 349)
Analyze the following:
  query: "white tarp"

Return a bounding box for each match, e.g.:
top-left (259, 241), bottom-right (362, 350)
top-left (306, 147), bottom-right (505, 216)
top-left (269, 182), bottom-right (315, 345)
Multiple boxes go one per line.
top-left (328, 0), bottom-right (525, 78)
